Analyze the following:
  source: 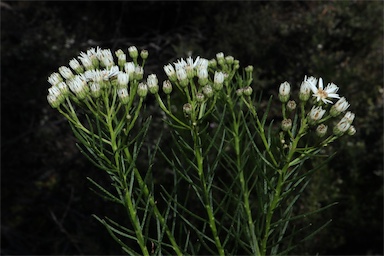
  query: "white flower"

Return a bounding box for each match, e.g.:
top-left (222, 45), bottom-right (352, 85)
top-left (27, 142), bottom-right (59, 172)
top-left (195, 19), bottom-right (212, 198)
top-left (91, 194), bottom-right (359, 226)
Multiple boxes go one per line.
top-left (309, 105), bottom-right (326, 124)
top-left (176, 66), bottom-right (187, 82)
top-left (330, 97), bottom-right (350, 116)
top-left (58, 66), bottom-right (74, 80)
top-left (100, 49), bottom-right (114, 68)
top-left (128, 46), bottom-right (138, 58)
top-left (90, 82), bottom-right (101, 98)
top-left (214, 71), bottom-right (225, 84)
top-left (344, 111), bottom-right (355, 124)
top-left (117, 88), bottom-right (129, 104)
top-left (299, 75), bottom-right (315, 101)
top-left (278, 81), bottom-right (290, 102)
top-left (48, 72), bottom-right (63, 86)
top-left (78, 52), bottom-right (93, 70)
top-left (308, 77), bottom-right (340, 104)
top-left (125, 62), bottom-right (136, 77)
top-left (108, 66), bottom-right (120, 78)
top-left (164, 64), bottom-right (176, 78)
top-left (147, 74), bottom-right (159, 94)
top-left (69, 58), bottom-right (84, 74)
top-left (117, 72), bottom-right (129, 88)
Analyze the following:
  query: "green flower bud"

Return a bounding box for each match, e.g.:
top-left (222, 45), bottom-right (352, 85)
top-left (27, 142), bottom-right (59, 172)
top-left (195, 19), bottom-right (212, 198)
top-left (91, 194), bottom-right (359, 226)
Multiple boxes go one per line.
top-left (183, 103), bottom-right (193, 115)
top-left (147, 74), bottom-right (159, 94)
top-left (286, 100), bottom-right (296, 112)
top-left (128, 46), bottom-right (138, 59)
top-left (281, 119), bottom-right (292, 131)
top-left (140, 49), bottom-right (149, 60)
top-left (202, 85), bottom-right (214, 98)
top-left (278, 81), bottom-right (290, 103)
top-left (162, 80), bottom-right (173, 94)
top-left (137, 82), bottom-right (148, 98)
top-left (117, 88), bottom-right (129, 104)
top-left (243, 86), bottom-right (253, 96)
top-left (316, 124), bottom-right (328, 138)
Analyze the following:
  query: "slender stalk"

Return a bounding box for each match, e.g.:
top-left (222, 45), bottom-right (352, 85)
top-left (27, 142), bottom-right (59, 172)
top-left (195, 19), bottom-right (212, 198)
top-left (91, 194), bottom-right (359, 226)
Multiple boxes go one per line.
top-left (260, 123), bottom-right (305, 255)
top-left (106, 108), bottom-right (150, 256)
top-left (232, 113), bottom-right (261, 255)
top-left (192, 126), bottom-right (225, 256)
top-left (123, 148), bottom-right (183, 256)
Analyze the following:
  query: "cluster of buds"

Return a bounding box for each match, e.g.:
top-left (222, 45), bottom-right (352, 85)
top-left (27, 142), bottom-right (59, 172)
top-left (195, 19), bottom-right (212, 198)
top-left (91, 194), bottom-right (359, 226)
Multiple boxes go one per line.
top-left (279, 75), bottom-right (356, 140)
top-left (162, 52), bottom-right (245, 122)
top-left (47, 46), bottom-right (155, 109)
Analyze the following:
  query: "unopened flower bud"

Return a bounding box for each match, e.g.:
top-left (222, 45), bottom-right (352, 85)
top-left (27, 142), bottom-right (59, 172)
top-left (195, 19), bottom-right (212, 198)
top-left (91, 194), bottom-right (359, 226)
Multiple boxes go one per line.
top-left (236, 88), bottom-right (244, 96)
top-left (58, 66), bottom-right (75, 80)
top-left (128, 46), bottom-right (138, 59)
top-left (90, 82), bottom-right (101, 98)
top-left (137, 82), bottom-right (148, 98)
top-left (309, 106), bottom-right (326, 125)
top-left (117, 88), bottom-right (129, 104)
top-left (287, 100), bottom-right (296, 112)
top-left (69, 58), bottom-right (84, 74)
top-left (196, 92), bottom-right (205, 102)
top-left (197, 67), bottom-right (208, 86)
top-left (183, 103), bottom-right (193, 115)
top-left (202, 85), bottom-right (214, 98)
top-left (140, 49), bottom-right (149, 60)
top-left (333, 118), bottom-right (351, 136)
top-left (347, 125), bottom-right (356, 136)
top-left (225, 56), bottom-right (234, 64)
top-left (299, 76), bottom-right (313, 102)
top-left (47, 94), bottom-right (61, 108)
top-left (48, 85), bottom-right (65, 103)
top-left (147, 74), bottom-right (159, 94)
top-left (245, 65), bottom-right (254, 73)
top-left (243, 86), bottom-right (253, 96)
top-left (164, 64), bottom-right (177, 82)
top-left (100, 49), bottom-right (114, 68)
top-left (118, 53), bottom-right (127, 67)
top-left (209, 59), bottom-right (217, 68)
top-left (162, 80), bottom-right (173, 94)
top-left (281, 119), bottom-right (292, 131)
top-left (57, 81), bottom-right (69, 96)
top-left (79, 52), bottom-right (93, 70)
top-left (176, 68), bottom-right (188, 87)
top-left (213, 71), bottom-right (224, 91)
top-left (124, 62), bottom-right (135, 80)
top-left (279, 82), bottom-right (290, 103)
top-left (344, 111), bottom-right (355, 124)
top-left (134, 66), bottom-right (144, 80)
top-left (316, 124), bottom-right (328, 137)
top-left (48, 72), bottom-right (63, 87)
top-left (117, 72), bottom-right (129, 88)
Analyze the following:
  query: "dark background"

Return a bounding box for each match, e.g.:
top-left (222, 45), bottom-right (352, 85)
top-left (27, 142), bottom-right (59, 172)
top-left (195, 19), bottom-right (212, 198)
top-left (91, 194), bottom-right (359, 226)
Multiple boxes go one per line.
top-left (1, 1), bottom-right (383, 255)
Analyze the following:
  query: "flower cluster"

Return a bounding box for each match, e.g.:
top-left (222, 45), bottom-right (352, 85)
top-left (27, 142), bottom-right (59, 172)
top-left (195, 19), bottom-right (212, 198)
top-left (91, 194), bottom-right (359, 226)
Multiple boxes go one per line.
top-left (278, 75), bottom-right (355, 140)
top-left (162, 53), bottom-right (237, 121)
top-left (47, 46), bottom-right (154, 109)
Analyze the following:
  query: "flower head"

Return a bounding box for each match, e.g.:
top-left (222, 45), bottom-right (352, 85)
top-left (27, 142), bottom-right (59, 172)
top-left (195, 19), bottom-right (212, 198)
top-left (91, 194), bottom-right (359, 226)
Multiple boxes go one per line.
top-left (278, 82), bottom-right (290, 103)
top-left (309, 105), bottom-right (326, 124)
top-left (308, 77), bottom-right (340, 104)
top-left (330, 97), bottom-right (350, 116)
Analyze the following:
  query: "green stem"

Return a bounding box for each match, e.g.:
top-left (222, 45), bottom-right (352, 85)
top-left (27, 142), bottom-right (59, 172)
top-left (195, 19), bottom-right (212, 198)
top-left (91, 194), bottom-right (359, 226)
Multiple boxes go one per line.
top-left (232, 114), bottom-right (261, 255)
top-left (192, 127), bottom-right (225, 256)
top-left (106, 105), bottom-right (149, 256)
top-left (260, 122), bottom-right (304, 255)
top-left (123, 148), bottom-right (183, 256)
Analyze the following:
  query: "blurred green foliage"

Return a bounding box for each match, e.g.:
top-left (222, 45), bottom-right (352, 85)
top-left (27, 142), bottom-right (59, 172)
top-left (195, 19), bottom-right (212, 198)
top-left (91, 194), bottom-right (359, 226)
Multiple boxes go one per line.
top-left (2, 1), bottom-right (382, 255)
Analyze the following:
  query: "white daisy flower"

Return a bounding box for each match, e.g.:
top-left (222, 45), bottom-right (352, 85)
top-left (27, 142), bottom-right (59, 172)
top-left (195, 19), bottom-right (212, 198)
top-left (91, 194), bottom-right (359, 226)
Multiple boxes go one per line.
top-left (308, 77), bottom-right (340, 104)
